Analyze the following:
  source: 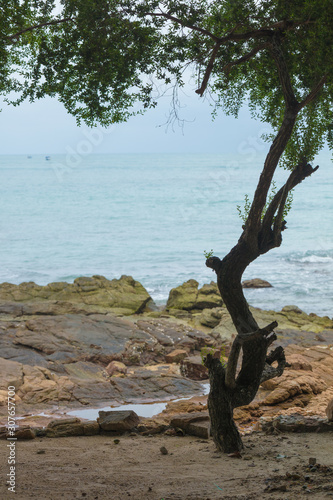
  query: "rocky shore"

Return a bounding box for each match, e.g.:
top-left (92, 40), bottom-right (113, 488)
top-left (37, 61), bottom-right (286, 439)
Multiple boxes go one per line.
top-left (0, 275), bottom-right (332, 437)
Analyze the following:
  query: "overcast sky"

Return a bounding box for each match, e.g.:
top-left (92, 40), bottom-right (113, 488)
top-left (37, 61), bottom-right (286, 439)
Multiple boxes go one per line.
top-left (0, 90), bottom-right (271, 156)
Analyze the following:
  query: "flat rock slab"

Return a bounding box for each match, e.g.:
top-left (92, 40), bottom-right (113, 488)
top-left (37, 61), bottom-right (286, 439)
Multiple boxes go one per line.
top-left (261, 414), bottom-right (333, 433)
top-left (0, 311), bottom-right (217, 409)
top-left (45, 419), bottom-right (100, 437)
top-left (170, 411), bottom-right (210, 438)
top-left (98, 410), bottom-right (140, 431)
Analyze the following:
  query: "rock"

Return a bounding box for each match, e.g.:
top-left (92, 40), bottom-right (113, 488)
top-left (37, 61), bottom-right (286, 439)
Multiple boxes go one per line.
top-left (170, 412), bottom-right (210, 439)
top-left (261, 371), bottom-right (327, 405)
top-left (162, 399), bottom-right (207, 416)
top-left (98, 410), bottom-right (140, 431)
top-left (14, 427), bottom-right (36, 440)
top-left (180, 356), bottom-right (209, 380)
top-left (47, 418), bottom-right (81, 428)
top-left (326, 399), bottom-right (333, 421)
top-left (199, 307), bottom-right (223, 328)
top-left (0, 275), bottom-right (153, 316)
top-left (17, 364), bottom-right (74, 404)
top-left (44, 418), bottom-right (99, 437)
top-left (0, 313), bottom-right (218, 407)
top-left (46, 418), bottom-right (85, 437)
top-left (0, 358), bottom-right (24, 391)
top-left (211, 304), bottom-right (333, 342)
top-left (258, 345), bottom-right (333, 417)
top-left (165, 350), bottom-right (188, 364)
top-left (260, 414), bottom-right (333, 433)
top-left (160, 446), bottom-right (168, 455)
top-left (195, 283), bottom-right (223, 309)
top-left (166, 280), bottom-right (222, 311)
top-left (110, 363), bottom-right (205, 402)
top-left (281, 305), bottom-right (305, 314)
top-left (137, 419), bottom-right (168, 435)
top-left (210, 308), bottom-right (237, 342)
top-left (83, 422), bottom-right (100, 436)
top-left (287, 354), bottom-right (312, 371)
top-left (105, 361), bottom-right (127, 376)
top-left (0, 426), bottom-right (36, 440)
top-left (242, 278), bottom-right (272, 288)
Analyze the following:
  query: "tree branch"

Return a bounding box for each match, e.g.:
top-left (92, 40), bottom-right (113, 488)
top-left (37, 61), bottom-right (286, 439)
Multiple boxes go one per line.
top-left (260, 346), bottom-right (288, 384)
top-left (142, 11), bottom-right (221, 42)
top-left (259, 160), bottom-right (319, 253)
top-left (269, 34), bottom-right (299, 109)
top-left (238, 321), bottom-right (278, 342)
top-left (244, 107), bottom-right (298, 241)
top-left (225, 321), bottom-right (277, 390)
top-left (195, 42), bottom-right (221, 96)
top-left (222, 42), bottom-right (270, 76)
top-left (205, 256), bottom-right (222, 273)
top-left (8, 17), bottom-right (73, 41)
top-left (299, 75), bottom-right (328, 109)
top-left (142, 10), bottom-right (286, 46)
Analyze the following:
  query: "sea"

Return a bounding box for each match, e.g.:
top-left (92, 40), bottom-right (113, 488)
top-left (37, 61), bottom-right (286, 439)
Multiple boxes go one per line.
top-left (1, 153), bottom-right (332, 317)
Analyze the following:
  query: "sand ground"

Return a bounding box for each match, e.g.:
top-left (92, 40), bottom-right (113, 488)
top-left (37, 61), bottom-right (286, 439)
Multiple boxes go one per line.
top-left (1, 432), bottom-right (333, 500)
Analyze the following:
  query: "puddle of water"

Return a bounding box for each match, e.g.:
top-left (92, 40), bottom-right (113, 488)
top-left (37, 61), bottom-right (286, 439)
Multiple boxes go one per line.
top-left (67, 402), bottom-right (168, 420)
top-left (67, 383), bottom-right (210, 421)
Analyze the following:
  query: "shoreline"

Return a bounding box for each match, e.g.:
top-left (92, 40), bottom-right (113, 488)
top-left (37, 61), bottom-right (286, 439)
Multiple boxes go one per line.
top-left (0, 273), bottom-right (332, 318)
top-left (0, 274), bottom-right (332, 448)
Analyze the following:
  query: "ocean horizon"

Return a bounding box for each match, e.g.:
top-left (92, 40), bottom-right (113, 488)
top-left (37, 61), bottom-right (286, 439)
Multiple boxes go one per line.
top-left (1, 152), bottom-right (332, 316)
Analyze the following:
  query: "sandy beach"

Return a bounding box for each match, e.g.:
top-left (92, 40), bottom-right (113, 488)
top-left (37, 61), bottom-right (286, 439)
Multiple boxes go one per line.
top-left (1, 431), bottom-right (333, 499)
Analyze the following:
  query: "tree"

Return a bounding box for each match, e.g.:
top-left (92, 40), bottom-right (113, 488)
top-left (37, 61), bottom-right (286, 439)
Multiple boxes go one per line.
top-left (2, 0), bottom-right (333, 453)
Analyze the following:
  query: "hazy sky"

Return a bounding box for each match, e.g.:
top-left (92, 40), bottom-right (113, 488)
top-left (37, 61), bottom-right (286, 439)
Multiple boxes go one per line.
top-left (0, 91), bottom-right (271, 156)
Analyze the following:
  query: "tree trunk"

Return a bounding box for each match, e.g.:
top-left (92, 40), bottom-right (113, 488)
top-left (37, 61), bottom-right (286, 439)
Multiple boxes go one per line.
top-left (205, 357), bottom-right (243, 453)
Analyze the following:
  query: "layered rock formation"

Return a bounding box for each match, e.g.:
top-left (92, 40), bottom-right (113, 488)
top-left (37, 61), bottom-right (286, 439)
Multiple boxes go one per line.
top-left (0, 275), bottom-right (153, 316)
top-left (0, 290), bottom-right (222, 412)
top-left (0, 275), bottom-right (332, 431)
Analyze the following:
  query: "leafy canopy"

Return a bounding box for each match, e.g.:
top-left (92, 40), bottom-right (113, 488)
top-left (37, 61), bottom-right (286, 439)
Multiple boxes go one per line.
top-left (2, 0), bottom-right (333, 168)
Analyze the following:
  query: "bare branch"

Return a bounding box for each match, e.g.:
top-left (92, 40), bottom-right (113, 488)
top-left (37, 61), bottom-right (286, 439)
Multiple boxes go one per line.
top-left (272, 161), bottom-right (319, 233)
top-left (259, 160), bottom-right (319, 253)
top-left (195, 42), bottom-right (221, 96)
top-left (260, 346), bottom-right (288, 384)
top-left (237, 321), bottom-right (278, 342)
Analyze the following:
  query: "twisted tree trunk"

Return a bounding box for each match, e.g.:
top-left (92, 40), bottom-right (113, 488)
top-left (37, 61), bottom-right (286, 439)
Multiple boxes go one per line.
top-left (203, 99), bottom-right (320, 453)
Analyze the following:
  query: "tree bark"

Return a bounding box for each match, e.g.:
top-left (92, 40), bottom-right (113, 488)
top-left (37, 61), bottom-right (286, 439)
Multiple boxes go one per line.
top-left (203, 102), bottom-right (301, 452)
top-left (205, 356), bottom-right (244, 453)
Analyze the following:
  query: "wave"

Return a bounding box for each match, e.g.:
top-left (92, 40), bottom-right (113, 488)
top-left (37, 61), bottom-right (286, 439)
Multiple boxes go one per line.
top-left (284, 251), bottom-right (333, 265)
top-left (300, 255), bottom-right (333, 264)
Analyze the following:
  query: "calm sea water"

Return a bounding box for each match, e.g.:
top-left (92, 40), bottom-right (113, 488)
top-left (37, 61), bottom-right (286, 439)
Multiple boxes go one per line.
top-left (1, 153), bottom-right (332, 316)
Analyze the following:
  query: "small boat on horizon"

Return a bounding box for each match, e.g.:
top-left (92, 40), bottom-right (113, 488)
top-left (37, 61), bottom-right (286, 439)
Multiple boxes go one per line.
top-left (45, 156), bottom-right (51, 161)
